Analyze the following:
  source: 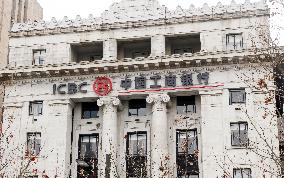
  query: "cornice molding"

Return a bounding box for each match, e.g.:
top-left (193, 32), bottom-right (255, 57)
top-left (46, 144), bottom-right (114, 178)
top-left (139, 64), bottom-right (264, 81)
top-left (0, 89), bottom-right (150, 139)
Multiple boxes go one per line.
top-left (0, 49), bottom-right (280, 82)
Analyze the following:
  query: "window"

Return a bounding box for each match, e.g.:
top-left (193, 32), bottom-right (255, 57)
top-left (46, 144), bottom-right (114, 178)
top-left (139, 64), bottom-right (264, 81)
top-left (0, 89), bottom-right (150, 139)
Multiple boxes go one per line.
top-left (166, 34), bottom-right (201, 55)
top-left (78, 134), bottom-right (99, 178)
top-left (233, 168), bottom-right (251, 178)
top-left (226, 33), bottom-right (244, 50)
top-left (27, 176), bottom-right (38, 178)
top-left (27, 133), bottom-right (41, 157)
top-left (229, 89), bottom-right (246, 105)
top-left (231, 122), bottom-right (249, 147)
top-left (128, 99), bottom-right (147, 117)
top-left (126, 132), bottom-right (147, 178)
top-left (29, 101), bottom-right (43, 116)
top-left (33, 49), bottom-right (46, 65)
top-left (82, 102), bottom-right (99, 119)
top-left (176, 129), bottom-right (199, 177)
top-left (176, 96), bottom-right (196, 114)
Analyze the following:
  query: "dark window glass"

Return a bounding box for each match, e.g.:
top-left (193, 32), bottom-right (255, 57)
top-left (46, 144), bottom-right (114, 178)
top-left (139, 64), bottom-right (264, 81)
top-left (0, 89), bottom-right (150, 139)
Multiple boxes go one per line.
top-left (176, 96), bottom-right (196, 114)
top-left (233, 168), bottom-right (251, 178)
top-left (29, 101), bottom-right (43, 116)
top-left (176, 129), bottom-right (199, 177)
top-left (27, 176), bottom-right (38, 178)
top-left (231, 122), bottom-right (249, 147)
top-left (229, 89), bottom-right (246, 105)
top-left (33, 49), bottom-right (46, 65)
top-left (78, 134), bottom-right (99, 178)
top-left (27, 132), bottom-right (41, 157)
top-left (226, 33), bottom-right (244, 50)
top-left (128, 99), bottom-right (147, 117)
top-left (126, 132), bottom-right (147, 178)
top-left (82, 102), bottom-right (99, 119)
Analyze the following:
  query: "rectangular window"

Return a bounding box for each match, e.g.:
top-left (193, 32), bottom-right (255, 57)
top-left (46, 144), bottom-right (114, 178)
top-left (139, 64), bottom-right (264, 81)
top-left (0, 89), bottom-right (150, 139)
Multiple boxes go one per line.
top-left (176, 96), bottom-right (196, 114)
top-left (27, 176), bottom-right (38, 178)
top-left (233, 168), bottom-right (251, 178)
top-left (226, 33), bottom-right (244, 50)
top-left (229, 89), bottom-right (246, 105)
top-left (126, 132), bottom-right (147, 178)
top-left (29, 101), bottom-right (43, 116)
top-left (82, 102), bottom-right (99, 119)
top-left (77, 134), bottom-right (99, 178)
top-left (27, 132), bottom-right (41, 157)
top-left (231, 122), bottom-right (249, 147)
top-left (33, 49), bottom-right (46, 65)
top-left (128, 99), bottom-right (147, 117)
top-left (176, 129), bottom-right (199, 177)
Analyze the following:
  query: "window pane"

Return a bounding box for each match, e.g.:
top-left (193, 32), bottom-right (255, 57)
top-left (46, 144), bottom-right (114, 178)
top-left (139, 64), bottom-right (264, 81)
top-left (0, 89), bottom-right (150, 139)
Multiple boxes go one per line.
top-left (82, 102), bottom-right (99, 119)
top-left (129, 109), bottom-right (138, 116)
top-left (177, 96), bottom-right (196, 114)
top-left (188, 131), bottom-right (197, 154)
top-left (177, 132), bottom-right (187, 153)
top-left (137, 133), bottom-right (147, 156)
top-left (233, 169), bottom-right (242, 178)
top-left (230, 89), bottom-right (245, 104)
top-left (243, 169), bottom-right (251, 178)
top-left (128, 99), bottom-right (147, 117)
top-left (128, 134), bottom-right (138, 155)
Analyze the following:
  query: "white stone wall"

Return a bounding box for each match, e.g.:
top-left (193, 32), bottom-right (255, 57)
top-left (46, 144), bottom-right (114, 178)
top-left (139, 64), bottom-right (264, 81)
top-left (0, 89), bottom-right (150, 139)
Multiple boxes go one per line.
top-left (7, 15), bottom-right (269, 67)
top-left (1, 64), bottom-right (280, 177)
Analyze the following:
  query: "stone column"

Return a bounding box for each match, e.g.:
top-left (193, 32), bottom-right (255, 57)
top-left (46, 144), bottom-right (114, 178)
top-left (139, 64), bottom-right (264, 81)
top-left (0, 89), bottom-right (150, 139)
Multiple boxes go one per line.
top-left (103, 39), bottom-right (117, 60)
top-left (146, 93), bottom-right (170, 178)
top-left (97, 97), bottom-right (120, 178)
top-left (151, 35), bottom-right (165, 56)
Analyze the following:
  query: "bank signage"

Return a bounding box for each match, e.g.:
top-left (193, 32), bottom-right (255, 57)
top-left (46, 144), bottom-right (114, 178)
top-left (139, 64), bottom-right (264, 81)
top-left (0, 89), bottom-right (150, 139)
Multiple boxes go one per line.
top-left (52, 72), bottom-right (214, 96)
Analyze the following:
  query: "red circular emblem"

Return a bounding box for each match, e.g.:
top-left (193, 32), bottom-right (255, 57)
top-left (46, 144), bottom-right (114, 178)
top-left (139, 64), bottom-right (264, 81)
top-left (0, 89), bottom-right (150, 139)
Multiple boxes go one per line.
top-left (93, 77), bottom-right (113, 96)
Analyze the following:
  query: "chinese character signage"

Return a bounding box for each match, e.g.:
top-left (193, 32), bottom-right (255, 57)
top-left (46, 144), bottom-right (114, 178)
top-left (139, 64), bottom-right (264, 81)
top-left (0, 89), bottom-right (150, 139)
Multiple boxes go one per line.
top-left (52, 72), bottom-right (212, 95)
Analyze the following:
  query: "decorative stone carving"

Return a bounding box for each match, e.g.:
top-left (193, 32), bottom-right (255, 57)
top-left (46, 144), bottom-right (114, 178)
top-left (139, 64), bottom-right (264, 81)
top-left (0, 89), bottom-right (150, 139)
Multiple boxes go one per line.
top-left (10, 0), bottom-right (269, 35)
top-left (146, 93), bottom-right (170, 112)
top-left (97, 97), bottom-right (120, 106)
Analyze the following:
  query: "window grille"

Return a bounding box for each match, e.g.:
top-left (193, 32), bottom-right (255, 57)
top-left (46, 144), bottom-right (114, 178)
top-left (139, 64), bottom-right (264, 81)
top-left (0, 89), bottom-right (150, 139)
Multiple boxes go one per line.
top-left (176, 129), bottom-right (199, 177)
top-left (126, 132), bottom-right (147, 178)
top-left (77, 134), bottom-right (99, 178)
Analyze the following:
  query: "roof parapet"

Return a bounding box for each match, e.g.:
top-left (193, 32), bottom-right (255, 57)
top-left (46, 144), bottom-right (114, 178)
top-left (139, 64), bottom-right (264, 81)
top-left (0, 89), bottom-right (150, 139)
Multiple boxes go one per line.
top-left (10, 0), bottom-right (269, 35)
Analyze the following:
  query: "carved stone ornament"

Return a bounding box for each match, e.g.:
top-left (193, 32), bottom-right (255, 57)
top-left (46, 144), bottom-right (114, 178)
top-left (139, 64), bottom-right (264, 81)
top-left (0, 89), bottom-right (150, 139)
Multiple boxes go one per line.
top-left (97, 97), bottom-right (120, 107)
top-left (146, 93), bottom-right (170, 112)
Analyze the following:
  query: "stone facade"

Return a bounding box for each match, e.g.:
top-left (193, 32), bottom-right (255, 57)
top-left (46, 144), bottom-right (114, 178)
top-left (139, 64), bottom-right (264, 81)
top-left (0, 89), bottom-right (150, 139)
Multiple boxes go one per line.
top-left (0, 0), bottom-right (281, 178)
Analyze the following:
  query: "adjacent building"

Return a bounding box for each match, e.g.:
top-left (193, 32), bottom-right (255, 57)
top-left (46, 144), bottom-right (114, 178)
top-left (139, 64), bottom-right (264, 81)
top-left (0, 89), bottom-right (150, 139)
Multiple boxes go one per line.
top-left (0, 0), bottom-right (280, 177)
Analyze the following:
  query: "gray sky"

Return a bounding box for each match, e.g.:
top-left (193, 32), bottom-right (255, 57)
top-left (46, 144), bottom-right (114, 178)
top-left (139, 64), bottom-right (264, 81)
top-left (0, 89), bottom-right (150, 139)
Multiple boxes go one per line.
top-left (37, 0), bottom-right (283, 45)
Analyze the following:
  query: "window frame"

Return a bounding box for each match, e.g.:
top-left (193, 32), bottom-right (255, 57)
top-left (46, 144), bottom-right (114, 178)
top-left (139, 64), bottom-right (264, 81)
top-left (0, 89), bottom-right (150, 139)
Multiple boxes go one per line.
top-left (77, 133), bottom-right (99, 178)
top-left (176, 129), bottom-right (199, 177)
top-left (32, 49), bottom-right (46, 65)
top-left (81, 102), bottom-right (100, 119)
top-left (229, 89), bottom-right (246, 105)
top-left (29, 101), bottom-right (43, 116)
top-left (230, 122), bottom-right (249, 147)
top-left (226, 33), bottom-right (244, 50)
top-left (126, 131), bottom-right (148, 178)
top-left (128, 99), bottom-right (147, 117)
top-left (233, 168), bottom-right (252, 178)
top-left (26, 132), bottom-right (41, 157)
top-left (176, 96), bottom-right (196, 114)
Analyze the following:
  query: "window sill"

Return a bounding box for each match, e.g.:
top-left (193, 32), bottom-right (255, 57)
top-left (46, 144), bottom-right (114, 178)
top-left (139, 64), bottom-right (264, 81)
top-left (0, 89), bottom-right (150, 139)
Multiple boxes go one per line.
top-left (228, 146), bottom-right (253, 150)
